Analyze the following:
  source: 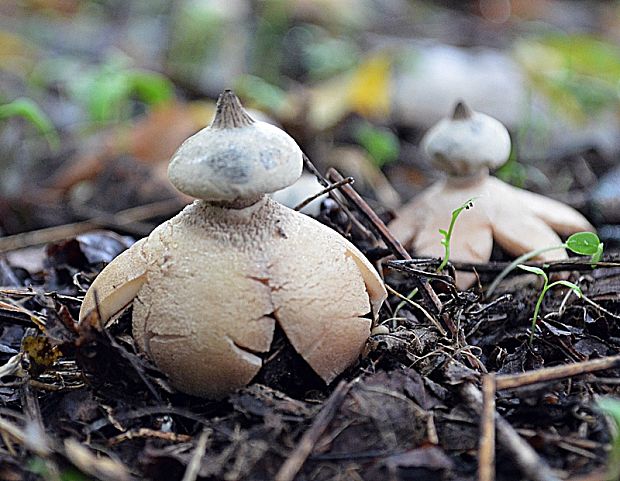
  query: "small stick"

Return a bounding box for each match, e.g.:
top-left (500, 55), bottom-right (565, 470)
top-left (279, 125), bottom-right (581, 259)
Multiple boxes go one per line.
top-left (0, 415), bottom-right (52, 457)
top-left (0, 198), bottom-right (184, 253)
top-left (325, 168), bottom-right (447, 321)
top-left (302, 153), bottom-right (330, 188)
top-left (326, 168), bottom-right (409, 260)
top-left (389, 258), bottom-right (620, 274)
top-left (21, 374), bottom-right (44, 435)
top-left (294, 176), bottom-right (355, 211)
top-left (495, 353), bottom-right (620, 391)
top-left (387, 260), bottom-right (457, 282)
top-left (581, 295), bottom-right (620, 321)
top-left (181, 429), bottom-right (211, 481)
top-left (516, 429), bottom-right (603, 451)
top-left (275, 380), bottom-right (352, 481)
top-left (479, 374), bottom-right (496, 481)
top-left (460, 383), bottom-right (560, 481)
top-left (302, 153), bottom-right (373, 237)
top-left (0, 416), bottom-right (26, 447)
top-left (70, 204), bottom-right (154, 235)
top-left (108, 428), bottom-right (193, 446)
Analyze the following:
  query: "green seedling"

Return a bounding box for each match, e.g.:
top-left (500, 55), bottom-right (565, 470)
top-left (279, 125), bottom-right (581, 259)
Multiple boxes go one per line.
top-left (597, 397), bottom-right (620, 481)
top-left (0, 97), bottom-right (59, 149)
top-left (487, 231), bottom-right (604, 296)
top-left (517, 264), bottom-right (582, 344)
top-left (437, 198), bottom-right (476, 273)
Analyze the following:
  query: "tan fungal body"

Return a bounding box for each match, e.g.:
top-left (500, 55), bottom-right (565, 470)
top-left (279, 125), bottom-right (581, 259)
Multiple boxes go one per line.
top-left (389, 102), bottom-right (593, 289)
top-left (80, 90), bottom-right (386, 398)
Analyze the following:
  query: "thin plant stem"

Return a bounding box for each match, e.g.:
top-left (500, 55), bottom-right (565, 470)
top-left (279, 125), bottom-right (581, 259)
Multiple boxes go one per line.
top-left (437, 198), bottom-right (476, 273)
top-left (528, 278), bottom-right (582, 345)
top-left (529, 285), bottom-right (547, 345)
top-left (488, 232), bottom-right (603, 297)
top-left (386, 284), bottom-right (446, 336)
top-left (393, 287), bottom-right (418, 317)
top-left (437, 216), bottom-right (459, 272)
top-left (487, 246), bottom-right (563, 297)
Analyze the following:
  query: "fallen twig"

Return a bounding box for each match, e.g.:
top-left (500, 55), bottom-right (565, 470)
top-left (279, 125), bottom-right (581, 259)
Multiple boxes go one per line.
top-left (516, 429), bottom-right (604, 453)
top-left (388, 257), bottom-right (620, 274)
top-left (581, 295), bottom-right (620, 321)
top-left (275, 380), bottom-right (352, 481)
top-left (0, 415), bottom-right (51, 457)
top-left (495, 353), bottom-right (620, 391)
top-left (181, 429), bottom-right (211, 481)
top-left (460, 382), bottom-right (560, 481)
top-left (302, 153), bottom-right (373, 237)
top-left (107, 428), bottom-right (193, 446)
top-left (303, 160), bottom-right (447, 330)
top-left (0, 198), bottom-right (184, 253)
top-left (293, 176), bottom-right (354, 211)
top-left (479, 374), bottom-right (496, 481)
top-left (326, 168), bottom-right (410, 260)
top-left (90, 290), bottom-right (162, 402)
top-left (326, 169), bottom-right (453, 333)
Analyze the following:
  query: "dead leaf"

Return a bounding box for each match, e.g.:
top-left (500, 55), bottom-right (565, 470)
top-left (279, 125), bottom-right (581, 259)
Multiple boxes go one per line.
top-left (348, 53), bottom-right (391, 118)
top-left (22, 336), bottom-right (61, 374)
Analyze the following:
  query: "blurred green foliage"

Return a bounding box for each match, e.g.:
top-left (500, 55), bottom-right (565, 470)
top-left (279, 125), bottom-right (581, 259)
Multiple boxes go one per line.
top-left (598, 398), bottom-right (620, 481)
top-left (353, 120), bottom-right (400, 168)
top-left (69, 55), bottom-right (174, 124)
top-left (28, 457), bottom-right (90, 481)
top-left (301, 27), bottom-right (361, 81)
top-left (252, 0), bottom-right (292, 84)
top-left (234, 75), bottom-right (288, 114)
top-left (31, 53), bottom-right (173, 125)
top-left (0, 97), bottom-right (59, 149)
top-left (516, 34), bottom-right (620, 120)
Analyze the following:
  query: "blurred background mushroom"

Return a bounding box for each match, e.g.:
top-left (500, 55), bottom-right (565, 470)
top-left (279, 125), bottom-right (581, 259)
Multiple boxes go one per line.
top-left (389, 101), bottom-right (594, 289)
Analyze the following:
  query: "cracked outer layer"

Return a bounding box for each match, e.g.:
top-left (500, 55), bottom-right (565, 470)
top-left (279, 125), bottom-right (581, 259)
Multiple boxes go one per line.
top-left (79, 197), bottom-right (386, 398)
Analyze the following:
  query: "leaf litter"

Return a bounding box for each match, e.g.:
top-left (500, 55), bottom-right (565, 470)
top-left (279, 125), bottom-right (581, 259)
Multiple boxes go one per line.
top-left (1, 185), bottom-right (620, 481)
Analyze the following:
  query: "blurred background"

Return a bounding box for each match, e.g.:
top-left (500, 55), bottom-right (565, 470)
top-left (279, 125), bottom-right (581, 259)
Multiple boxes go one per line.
top-left (2, 0), bottom-right (620, 251)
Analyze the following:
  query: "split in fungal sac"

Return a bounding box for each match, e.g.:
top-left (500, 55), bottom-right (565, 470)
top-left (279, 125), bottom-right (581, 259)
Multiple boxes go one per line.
top-left (388, 101), bottom-right (594, 290)
top-left (79, 90), bottom-right (386, 398)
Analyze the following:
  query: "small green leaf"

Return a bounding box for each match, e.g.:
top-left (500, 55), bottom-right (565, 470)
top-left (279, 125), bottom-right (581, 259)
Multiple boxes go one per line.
top-left (517, 264), bottom-right (547, 277)
top-left (0, 98), bottom-right (60, 149)
top-left (565, 232), bottom-right (602, 255)
top-left (438, 229), bottom-right (448, 236)
top-left (547, 280), bottom-right (582, 297)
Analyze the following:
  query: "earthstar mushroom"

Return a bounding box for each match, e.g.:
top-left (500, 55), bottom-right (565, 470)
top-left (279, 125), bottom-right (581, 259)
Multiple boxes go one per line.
top-left (79, 90), bottom-right (386, 398)
top-left (388, 101), bottom-right (594, 289)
